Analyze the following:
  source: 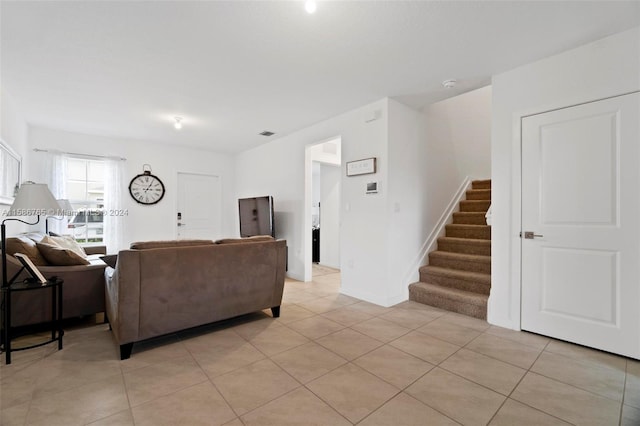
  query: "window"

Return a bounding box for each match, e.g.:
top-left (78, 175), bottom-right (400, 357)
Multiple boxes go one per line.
top-left (65, 158), bottom-right (105, 243)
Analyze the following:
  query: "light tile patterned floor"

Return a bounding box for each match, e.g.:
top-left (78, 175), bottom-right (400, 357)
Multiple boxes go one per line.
top-left (2, 272), bottom-right (639, 425)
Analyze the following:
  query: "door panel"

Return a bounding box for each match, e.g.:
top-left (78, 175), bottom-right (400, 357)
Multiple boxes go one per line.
top-left (521, 92), bottom-right (639, 358)
top-left (541, 247), bottom-right (618, 324)
top-left (540, 112), bottom-right (618, 225)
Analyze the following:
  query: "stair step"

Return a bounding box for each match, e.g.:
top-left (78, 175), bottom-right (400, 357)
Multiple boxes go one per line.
top-left (419, 265), bottom-right (491, 295)
top-left (459, 200), bottom-right (491, 212)
top-left (409, 282), bottom-right (487, 320)
top-left (429, 251), bottom-right (491, 274)
top-left (472, 179), bottom-right (491, 190)
top-left (438, 237), bottom-right (491, 256)
top-left (452, 212), bottom-right (487, 225)
top-left (446, 224), bottom-right (491, 240)
top-left (465, 189), bottom-right (491, 201)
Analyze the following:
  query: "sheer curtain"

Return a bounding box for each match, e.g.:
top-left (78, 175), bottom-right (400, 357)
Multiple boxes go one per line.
top-left (103, 158), bottom-right (125, 253)
top-left (45, 152), bottom-right (68, 235)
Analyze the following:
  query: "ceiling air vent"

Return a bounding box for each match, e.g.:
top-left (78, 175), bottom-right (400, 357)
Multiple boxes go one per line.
top-left (259, 131), bottom-right (275, 137)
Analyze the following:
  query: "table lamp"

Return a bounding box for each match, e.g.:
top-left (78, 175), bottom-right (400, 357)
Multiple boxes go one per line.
top-left (1, 182), bottom-right (61, 288)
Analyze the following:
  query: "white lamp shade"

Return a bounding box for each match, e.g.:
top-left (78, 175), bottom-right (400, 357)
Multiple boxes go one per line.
top-left (8, 183), bottom-right (61, 216)
top-left (56, 199), bottom-right (74, 216)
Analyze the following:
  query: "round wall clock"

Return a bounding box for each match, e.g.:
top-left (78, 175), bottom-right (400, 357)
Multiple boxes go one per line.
top-left (129, 165), bottom-right (165, 205)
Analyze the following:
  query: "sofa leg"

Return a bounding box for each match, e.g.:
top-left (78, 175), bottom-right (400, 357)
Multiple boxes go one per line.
top-left (120, 343), bottom-right (133, 360)
top-left (271, 306), bottom-right (280, 318)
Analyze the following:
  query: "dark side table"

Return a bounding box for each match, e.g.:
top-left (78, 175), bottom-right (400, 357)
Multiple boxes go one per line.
top-left (1, 277), bottom-right (64, 365)
top-left (100, 254), bottom-right (118, 268)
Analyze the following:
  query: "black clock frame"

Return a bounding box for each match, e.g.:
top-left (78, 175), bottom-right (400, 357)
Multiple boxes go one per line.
top-left (128, 170), bottom-right (165, 205)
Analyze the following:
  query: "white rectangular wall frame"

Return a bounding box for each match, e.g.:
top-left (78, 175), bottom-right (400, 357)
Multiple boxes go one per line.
top-left (0, 139), bottom-right (21, 205)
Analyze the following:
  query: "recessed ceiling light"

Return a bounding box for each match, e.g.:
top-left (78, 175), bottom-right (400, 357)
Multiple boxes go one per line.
top-left (305, 0), bottom-right (317, 14)
top-left (174, 116), bottom-right (183, 130)
top-left (442, 79), bottom-right (457, 89)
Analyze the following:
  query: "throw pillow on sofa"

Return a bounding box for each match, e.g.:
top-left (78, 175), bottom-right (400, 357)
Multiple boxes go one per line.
top-left (36, 242), bottom-right (90, 266)
top-left (41, 235), bottom-right (87, 258)
top-left (5, 236), bottom-right (49, 265)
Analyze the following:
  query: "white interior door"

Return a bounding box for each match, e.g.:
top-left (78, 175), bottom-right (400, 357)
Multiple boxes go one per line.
top-left (521, 92), bottom-right (640, 359)
top-left (177, 173), bottom-right (221, 240)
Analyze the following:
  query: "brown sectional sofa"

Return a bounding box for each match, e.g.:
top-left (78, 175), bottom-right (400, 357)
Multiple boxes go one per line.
top-left (105, 238), bottom-right (287, 359)
top-left (1, 233), bottom-right (107, 327)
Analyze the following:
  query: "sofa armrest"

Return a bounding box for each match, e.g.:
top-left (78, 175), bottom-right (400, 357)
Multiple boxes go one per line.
top-left (84, 245), bottom-right (107, 256)
top-left (104, 250), bottom-right (141, 348)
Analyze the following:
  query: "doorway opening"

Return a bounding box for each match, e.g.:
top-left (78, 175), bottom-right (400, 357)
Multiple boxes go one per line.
top-left (304, 137), bottom-right (342, 281)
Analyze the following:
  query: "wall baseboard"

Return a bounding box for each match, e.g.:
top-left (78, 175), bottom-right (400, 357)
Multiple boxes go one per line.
top-left (399, 176), bottom-right (474, 288)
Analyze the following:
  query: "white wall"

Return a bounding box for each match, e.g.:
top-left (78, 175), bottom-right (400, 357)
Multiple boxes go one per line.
top-left (319, 163), bottom-right (340, 269)
top-left (423, 86), bottom-right (492, 182)
top-left (490, 27), bottom-right (640, 329)
top-left (235, 99), bottom-right (390, 304)
top-left (27, 126), bottom-right (236, 248)
top-left (387, 100), bottom-right (431, 303)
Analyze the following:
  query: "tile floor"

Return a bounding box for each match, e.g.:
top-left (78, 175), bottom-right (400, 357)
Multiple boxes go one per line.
top-left (2, 271), bottom-right (640, 425)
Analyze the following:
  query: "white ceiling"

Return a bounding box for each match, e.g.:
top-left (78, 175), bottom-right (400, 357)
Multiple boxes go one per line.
top-left (2, 1), bottom-right (639, 153)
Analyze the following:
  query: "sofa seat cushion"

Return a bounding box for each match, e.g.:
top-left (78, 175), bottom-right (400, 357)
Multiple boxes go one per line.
top-left (36, 242), bottom-right (90, 266)
top-left (130, 240), bottom-right (214, 250)
top-left (215, 235), bottom-right (275, 244)
top-left (5, 236), bottom-right (49, 265)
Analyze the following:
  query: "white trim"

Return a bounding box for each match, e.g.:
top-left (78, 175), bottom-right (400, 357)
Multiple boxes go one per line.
top-left (399, 176), bottom-right (474, 289)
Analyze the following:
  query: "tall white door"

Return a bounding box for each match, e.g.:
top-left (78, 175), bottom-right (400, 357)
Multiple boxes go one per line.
top-left (521, 92), bottom-right (640, 359)
top-left (176, 173), bottom-right (221, 240)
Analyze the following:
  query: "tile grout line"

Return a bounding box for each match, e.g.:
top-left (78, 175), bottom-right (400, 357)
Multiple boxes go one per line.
top-left (618, 359), bottom-right (628, 426)
top-left (491, 339), bottom-right (579, 426)
top-left (185, 340), bottom-right (246, 422)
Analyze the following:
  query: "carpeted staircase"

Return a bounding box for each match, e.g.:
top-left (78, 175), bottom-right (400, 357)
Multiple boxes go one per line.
top-left (409, 179), bottom-right (491, 319)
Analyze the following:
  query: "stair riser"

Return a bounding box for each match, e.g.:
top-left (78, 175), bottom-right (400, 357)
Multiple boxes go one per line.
top-left (459, 201), bottom-right (491, 212)
top-left (409, 287), bottom-right (487, 320)
top-left (446, 226), bottom-right (491, 240)
top-left (437, 239), bottom-right (491, 256)
top-left (465, 190), bottom-right (491, 201)
top-left (419, 270), bottom-right (491, 295)
top-left (429, 255), bottom-right (491, 274)
top-left (452, 213), bottom-right (487, 225)
top-left (471, 180), bottom-right (491, 190)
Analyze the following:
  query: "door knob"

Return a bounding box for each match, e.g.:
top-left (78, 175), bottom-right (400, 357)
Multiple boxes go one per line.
top-left (522, 231), bottom-right (543, 239)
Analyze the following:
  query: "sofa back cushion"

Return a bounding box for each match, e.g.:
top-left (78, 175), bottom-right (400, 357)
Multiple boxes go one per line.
top-left (36, 242), bottom-right (90, 266)
top-left (130, 239), bottom-right (215, 250)
top-left (215, 235), bottom-right (275, 244)
top-left (5, 236), bottom-right (49, 265)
